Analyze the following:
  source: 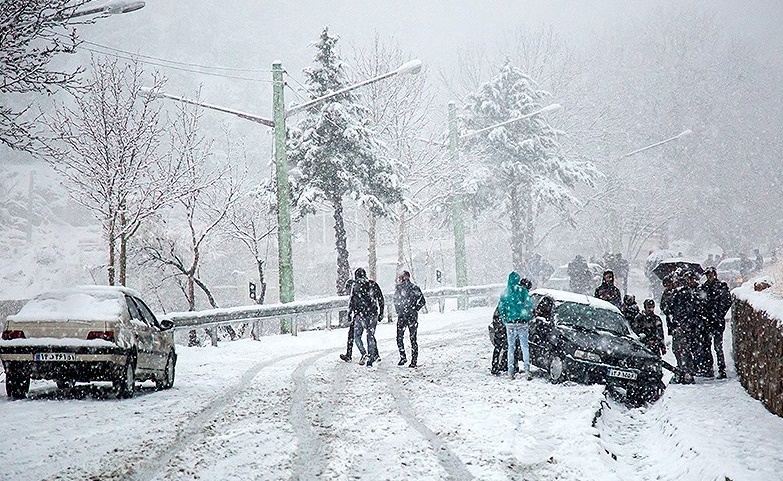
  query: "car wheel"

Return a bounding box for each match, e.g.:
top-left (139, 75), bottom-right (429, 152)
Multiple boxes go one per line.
top-left (5, 362), bottom-right (30, 399)
top-left (56, 380), bottom-right (75, 390)
top-left (627, 380), bottom-right (665, 406)
top-left (113, 355), bottom-right (136, 399)
top-left (548, 355), bottom-right (567, 384)
top-left (156, 351), bottom-right (176, 390)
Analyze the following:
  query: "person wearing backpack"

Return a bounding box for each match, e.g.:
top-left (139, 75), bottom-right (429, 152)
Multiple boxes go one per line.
top-left (349, 267), bottom-right (385, 367)
top-left (393, 270), bottom-right (426, 368)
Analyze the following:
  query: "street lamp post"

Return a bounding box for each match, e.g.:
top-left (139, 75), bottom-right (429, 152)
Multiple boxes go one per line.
top-left (143, 58), bottom-right (422, 331)
top-left (447, 102), bottom-right (561, 308)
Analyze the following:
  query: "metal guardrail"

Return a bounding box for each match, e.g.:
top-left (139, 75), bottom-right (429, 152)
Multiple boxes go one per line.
top-left (162, 283), bottom-right (504, 341)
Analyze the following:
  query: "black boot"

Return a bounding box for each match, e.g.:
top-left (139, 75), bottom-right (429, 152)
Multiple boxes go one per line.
top-left (398, 357), bottom-right (407, 366)
top-left (339, 354), bottom-right (351, 362)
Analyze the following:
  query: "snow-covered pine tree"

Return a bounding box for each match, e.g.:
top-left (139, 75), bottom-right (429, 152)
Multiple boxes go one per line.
top-left (288, 28), bottom-right (402, 295)
top-left (462, 61), bottom-right (597, 272)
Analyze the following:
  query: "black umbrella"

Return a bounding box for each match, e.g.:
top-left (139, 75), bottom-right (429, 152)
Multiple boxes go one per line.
top-left (652, 258), bottom-right (705, 280)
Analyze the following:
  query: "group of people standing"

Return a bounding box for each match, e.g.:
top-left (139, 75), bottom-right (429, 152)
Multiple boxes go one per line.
top-left (592, 263), bottom-right (732, 384)
top-left (659, 267), bottom-right (732, 383)
top-left (339, 268), bottom-right (426, 369)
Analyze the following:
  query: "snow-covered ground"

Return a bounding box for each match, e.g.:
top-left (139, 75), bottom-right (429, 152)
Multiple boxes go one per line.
top-left (1, 306), bottom-right (781, 481)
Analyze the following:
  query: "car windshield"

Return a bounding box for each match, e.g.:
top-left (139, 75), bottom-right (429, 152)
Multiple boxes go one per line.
top-left (719, 259), bottom-right (741, 270)
top-left (554, 301), bottom-right (630, 336)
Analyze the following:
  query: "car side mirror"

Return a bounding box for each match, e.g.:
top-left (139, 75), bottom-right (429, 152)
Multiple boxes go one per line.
top-left (160, 319), bottom-right (175, 331)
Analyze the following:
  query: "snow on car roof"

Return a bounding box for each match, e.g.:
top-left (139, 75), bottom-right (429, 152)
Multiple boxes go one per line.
top-left (531, 288), bottom-right (622, 314)
top-left (8, 285), bottom-right (140, 322)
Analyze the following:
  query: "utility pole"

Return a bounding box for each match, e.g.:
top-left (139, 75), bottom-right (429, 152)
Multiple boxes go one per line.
top-left (273, 62), bottom-right (294, 333)
top-left (448, 102), bottom-right (468, 309)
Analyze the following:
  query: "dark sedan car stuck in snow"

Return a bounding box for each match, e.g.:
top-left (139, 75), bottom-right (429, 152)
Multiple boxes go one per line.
top-left (528, 288), bottom-right (665, 405)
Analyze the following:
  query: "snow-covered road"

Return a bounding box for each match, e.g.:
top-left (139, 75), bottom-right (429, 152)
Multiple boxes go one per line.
top-left (1, 307), bottom-right (781, 481)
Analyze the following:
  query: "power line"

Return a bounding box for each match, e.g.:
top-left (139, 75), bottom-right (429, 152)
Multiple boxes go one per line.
top-left (76, 37), bottom-right (270, 73)
top-left (45, 29), bottom-right (275, 83)
top-left (81, 45), bottom-right (274, 83)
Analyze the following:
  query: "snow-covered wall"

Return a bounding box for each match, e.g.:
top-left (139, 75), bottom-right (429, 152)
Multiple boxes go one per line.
top-left (731, 280), bottom-right (783, 418)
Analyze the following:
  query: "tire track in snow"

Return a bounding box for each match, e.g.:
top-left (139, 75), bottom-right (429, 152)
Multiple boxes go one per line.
top-left (378, 327), bottom-right (478, 480)
top-left (123, 348), bottom-right (333, 481)
top-left (288, 351), bottom-right (333, 480)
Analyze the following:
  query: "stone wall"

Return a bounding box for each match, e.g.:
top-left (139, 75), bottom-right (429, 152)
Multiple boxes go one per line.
top-left (732, 298), bottom-right (783, 417)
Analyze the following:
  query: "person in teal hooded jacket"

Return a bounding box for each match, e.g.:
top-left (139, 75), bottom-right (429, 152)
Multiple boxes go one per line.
top-left (497, 271), bottom-right (534, 380)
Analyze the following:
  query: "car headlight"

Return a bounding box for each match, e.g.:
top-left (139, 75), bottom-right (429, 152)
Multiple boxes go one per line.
top-left (573, 349), bottom-right (602, 362)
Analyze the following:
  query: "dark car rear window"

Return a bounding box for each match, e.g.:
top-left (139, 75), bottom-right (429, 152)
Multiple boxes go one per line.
top-left (554, 301), bottom-right (630, 337)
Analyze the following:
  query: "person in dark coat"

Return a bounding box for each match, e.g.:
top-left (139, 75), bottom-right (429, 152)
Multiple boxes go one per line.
top-left (630, 299), bottom-right (667, 356)
top-left (568, 255), bottom-right (593, 295)
top-left (621, 294), bottom-right (640, 324)
top-left (660, 274), bottom-right (678, 335)
top-left (349, 267), bottom-right (384, 367)
top-left (699, 267), bottom-right (732, 378)
top-left (393, 270), bottom-right (426, 368)
top-left (669, 271), bottom-right (703, 384)
top-left (339, 278), bottom-right (356, 362)
top-left (594, 270), bottom-right (622, 309)
top-left (490, 307), bottom-right (514, 375)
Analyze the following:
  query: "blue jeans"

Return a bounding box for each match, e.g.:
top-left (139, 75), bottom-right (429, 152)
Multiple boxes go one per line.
top-left (506, 322), bottom-right (530, 374)
top-left (353, 313), bottom-right (379, 360)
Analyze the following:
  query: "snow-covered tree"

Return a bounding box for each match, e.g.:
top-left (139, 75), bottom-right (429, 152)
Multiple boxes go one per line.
top-left (288, 28), bottom-right (403, 294)
top-left (0, 0), bottom-right (91, 152)
top-left (46, 58), bottom-right (183, 286)
top-left (462, 61), bottom-right (598, 272)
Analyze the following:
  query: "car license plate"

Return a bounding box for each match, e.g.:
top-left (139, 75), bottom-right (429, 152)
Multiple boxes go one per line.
top-left (607, 368), bottom-right (637, 380)
top-left (34, 353), bottom-right (77, 362)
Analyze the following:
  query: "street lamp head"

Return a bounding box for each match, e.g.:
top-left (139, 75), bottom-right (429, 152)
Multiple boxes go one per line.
top-left (677, 129), bottom-right (692, 138)
top-left (138, 86), bottom-right (159, 99)
top-left (395, 59), bottom-right (423, 76)
top-left (103, 1), bottom-right (145, 15)
top-left (538, 103), bottom-right (561, 114)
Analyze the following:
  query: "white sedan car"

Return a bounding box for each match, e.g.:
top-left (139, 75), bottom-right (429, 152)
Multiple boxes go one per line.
top-left (0, 285), bottom-right (176, 399)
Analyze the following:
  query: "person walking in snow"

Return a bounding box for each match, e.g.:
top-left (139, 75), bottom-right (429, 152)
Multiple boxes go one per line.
top-left (339, 278), bottom-right (356, 363)
top-left (594, 270), bottom-right (622, 309)
top-left (699, 267), bottom-right (732, 378)
top-left (393, 270), bottom-right (426, 368)
top-left (349, 268), bottom-right (385, 367)
top-left (497, 272), bottom-right (534, 380)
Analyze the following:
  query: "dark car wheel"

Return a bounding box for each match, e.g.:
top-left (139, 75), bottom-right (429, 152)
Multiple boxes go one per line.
top-left (548, 355), bottom-right (567, 384)
top-left (113, 355), bottom-right (136, 399)
top-left (626, 380), bottom-right (665, 406)
top-left (5, 362), bottom-right (30, 399)
top-left (156, 351), bottom-right (176, 390)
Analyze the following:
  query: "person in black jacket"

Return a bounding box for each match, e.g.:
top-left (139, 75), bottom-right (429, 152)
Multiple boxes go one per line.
top-left (621, 294), bottom-right (640, 324)
top-left (631, 299), bottom-right (667, 356)
top-left (349, 268), bottom-right (384, 367)
top-left (700, 267), bottom-right (733, 378)
top-left (339, 279), bottom-right (356, 362)
top-left (670, 271), bottom-right (703, 384)
top-left (594, 270), bottom-right (622, 309)
top-left (393, 271), bottom-right (426, 368)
